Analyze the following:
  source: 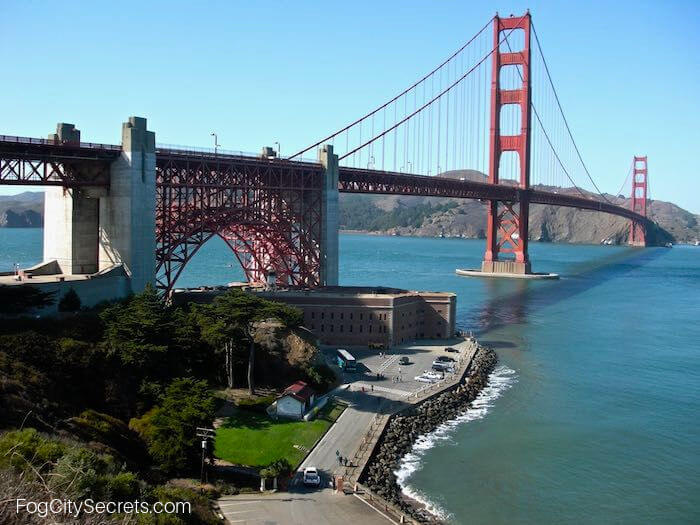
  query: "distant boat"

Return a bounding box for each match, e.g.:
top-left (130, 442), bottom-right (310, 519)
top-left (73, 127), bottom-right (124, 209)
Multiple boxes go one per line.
top-left (665, 242), bottom-right (673, 248)
top-left (694, 240), bottom-right (699, 246)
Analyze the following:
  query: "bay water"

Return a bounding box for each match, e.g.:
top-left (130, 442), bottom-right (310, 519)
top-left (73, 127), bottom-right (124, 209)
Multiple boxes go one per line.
top-left (2, 229), bottom-right (698, 523)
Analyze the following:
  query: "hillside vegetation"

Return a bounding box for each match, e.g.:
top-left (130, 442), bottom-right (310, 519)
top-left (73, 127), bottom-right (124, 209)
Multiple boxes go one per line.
top-left (0, 286), bottom-right (329, 524)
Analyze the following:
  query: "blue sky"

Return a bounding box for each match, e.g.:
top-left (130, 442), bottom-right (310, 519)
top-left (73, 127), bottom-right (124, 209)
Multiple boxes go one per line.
top-left (1, 0), bottom-right (698, 212)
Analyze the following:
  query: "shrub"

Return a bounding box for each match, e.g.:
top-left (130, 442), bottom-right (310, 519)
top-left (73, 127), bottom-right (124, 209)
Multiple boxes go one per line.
top-left (132, 379), bottom-right (217, 475)
top-left (0, 428), bottom-right (67, 471)
top-left (260, 458), bottom-right (292, 479)
top-left (48, 446), bottom-right (108, 499)
top-left (236, 395), bottom-right (277, 413)
top-left (105, 471), bottom-right (140, 500)
top-left (305, 364), bottom-right (336, 392)
top-left (58, 288), bottom-right (81, 312)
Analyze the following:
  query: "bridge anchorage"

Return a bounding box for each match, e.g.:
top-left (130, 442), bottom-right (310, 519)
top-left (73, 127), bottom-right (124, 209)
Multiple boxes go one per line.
top-left (0, 11), bottom-right (653, 307)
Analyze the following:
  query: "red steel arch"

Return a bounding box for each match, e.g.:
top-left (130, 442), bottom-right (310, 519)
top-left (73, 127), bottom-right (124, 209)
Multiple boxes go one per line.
top-left (154, 148), bottom-right (324, 293)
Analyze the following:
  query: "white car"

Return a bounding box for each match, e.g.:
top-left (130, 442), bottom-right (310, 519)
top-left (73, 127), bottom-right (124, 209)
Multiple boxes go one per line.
top-left (303, 467), bottom-right (321, 487)
top-left (414, 374), bottom-right (438, 383)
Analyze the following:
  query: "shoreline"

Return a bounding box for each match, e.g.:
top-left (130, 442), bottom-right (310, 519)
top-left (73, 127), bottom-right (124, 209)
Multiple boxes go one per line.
top-left (360, 345), bottom-right (498, 523)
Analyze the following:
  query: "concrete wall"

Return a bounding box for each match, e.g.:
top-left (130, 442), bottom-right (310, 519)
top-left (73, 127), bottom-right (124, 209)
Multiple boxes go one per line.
top-left (319, 145), bottom-right (339, 286)
top-left (43, 188), bottom-right (99, 275)
top-left (99, 117), bottom-right (156, 292)
top-left (255, 289), bottom-right (456, 347)
top-left (12, 265), bottom-right (131, 317)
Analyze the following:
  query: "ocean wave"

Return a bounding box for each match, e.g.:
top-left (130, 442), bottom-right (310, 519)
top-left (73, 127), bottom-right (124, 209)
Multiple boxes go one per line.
top-left (394, 365), bottom-right (517, 520)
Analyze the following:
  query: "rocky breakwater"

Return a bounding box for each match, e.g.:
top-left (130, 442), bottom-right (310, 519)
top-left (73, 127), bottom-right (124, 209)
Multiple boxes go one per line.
top-left (361, 345), bottom-right (498, 523)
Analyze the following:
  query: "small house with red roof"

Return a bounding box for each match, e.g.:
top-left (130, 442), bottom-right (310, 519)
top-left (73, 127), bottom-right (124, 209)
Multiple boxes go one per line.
top-left (274, 381), bottom-right (316, 419)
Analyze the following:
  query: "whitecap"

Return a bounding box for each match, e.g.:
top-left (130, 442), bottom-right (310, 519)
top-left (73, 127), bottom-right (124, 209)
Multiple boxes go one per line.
top-left (394, 365), bottom-right (517, 520)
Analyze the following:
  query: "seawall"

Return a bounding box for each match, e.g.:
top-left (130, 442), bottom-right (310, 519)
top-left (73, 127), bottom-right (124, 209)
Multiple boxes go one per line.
top-left (360, 345), bottom-right (498, 523)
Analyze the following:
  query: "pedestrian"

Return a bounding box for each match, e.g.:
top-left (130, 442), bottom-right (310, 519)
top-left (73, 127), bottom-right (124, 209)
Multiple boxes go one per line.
top-left (344, 457), bottom-right (348, 467)
top-left (338, 455), bottom-right (343, 466)
top-left (371, 385), bottom-right (374, 392)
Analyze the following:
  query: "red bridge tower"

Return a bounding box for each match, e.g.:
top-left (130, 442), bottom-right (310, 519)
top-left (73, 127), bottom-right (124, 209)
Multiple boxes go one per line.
top-left (629, 156), bottom-right (648, 246)
top-left (481, 13), bottom-right (533, 275)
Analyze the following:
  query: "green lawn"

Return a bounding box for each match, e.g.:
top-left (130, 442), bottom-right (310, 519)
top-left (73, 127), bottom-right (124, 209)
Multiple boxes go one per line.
top-left (214, 400), bottom-right (345, 468)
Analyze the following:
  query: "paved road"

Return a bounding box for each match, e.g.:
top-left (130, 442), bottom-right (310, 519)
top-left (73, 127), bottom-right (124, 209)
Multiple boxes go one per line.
top-left (296, 386), bottom-right (399, 482)
top-left (218, 488), bottom-right (395, 525)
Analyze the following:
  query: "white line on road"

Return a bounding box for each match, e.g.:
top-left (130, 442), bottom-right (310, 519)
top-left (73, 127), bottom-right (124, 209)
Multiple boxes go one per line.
top-left (353, 493), bottom-right (399, 524)
top-left (376, 354), bottom-right (399, 374)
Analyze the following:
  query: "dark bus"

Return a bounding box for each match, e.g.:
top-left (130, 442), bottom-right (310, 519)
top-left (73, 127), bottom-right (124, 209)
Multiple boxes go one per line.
top-left (336, 349), bottom-right (357, 372)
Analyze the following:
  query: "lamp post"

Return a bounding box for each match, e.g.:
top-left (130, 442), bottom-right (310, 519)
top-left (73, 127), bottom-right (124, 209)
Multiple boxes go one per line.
top-left (274, 141), bottom-right (281, 158)
top-left (210, 132), bottom-right (220, 155)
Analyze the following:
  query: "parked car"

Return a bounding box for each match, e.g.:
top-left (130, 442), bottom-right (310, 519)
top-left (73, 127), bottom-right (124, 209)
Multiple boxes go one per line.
top-left (445, 347), bottom-right (459, 353)
top-left (435, 355), bottom-right (455, 363)
top-left (399, 356), bottom-right (410, 365)
top-left (303, 467), bottom-right (321, 487)
top-left (432, 360), bottom-right (454, 372)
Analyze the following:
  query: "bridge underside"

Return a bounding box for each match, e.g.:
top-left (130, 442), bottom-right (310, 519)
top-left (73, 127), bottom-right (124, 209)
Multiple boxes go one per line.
top-left (155, 150), bottom-right (325, 292)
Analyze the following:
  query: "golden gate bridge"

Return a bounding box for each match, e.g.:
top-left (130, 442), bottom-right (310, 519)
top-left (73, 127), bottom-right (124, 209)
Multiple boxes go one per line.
top-left (0, 12), bottom-right (651, 293)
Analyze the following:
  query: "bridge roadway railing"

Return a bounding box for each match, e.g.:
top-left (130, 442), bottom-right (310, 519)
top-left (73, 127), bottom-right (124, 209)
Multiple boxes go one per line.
top-left (338, 166), bottom-right (648, 224)
top-left (0, 134), bottom-right (122, 153)
top-left (0, 135), bottom-right (647, 225)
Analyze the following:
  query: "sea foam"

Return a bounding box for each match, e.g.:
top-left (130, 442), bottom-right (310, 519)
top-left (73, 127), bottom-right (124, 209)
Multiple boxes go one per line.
top-left (394, 365), bottom-right (517, 520)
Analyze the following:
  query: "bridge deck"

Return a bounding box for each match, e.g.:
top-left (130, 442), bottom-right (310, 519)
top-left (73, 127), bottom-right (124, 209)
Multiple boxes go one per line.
top-left (0, 136), bottom-right (646, 224)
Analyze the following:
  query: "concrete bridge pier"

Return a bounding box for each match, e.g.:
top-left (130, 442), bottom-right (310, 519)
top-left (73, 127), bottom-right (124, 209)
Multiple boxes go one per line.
top-left (42, 117), bottom-right (156, 294)
top-left (43, 124), bottom-right (102, 274)
top-left (319, 144), bottom-right (339, 286)
top-left (99, 117), bottom-right (156, 292)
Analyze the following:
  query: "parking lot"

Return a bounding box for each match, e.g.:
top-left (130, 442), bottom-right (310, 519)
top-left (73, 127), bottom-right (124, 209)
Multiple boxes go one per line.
top-left (321, 337), bottom-right (468, 396)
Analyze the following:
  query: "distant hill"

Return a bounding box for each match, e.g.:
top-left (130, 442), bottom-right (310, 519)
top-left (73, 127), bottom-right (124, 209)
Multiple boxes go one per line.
top-left (0, 191), bottom-right (44, 227)
top-left (2, 187), bottom-right (699, 245)
top-left (339, 170), bottom-right (700, 246)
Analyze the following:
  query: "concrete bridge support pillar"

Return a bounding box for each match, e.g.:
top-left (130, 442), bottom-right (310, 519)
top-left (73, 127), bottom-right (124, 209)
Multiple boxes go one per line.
top-left (319, 144), bottom-right (339, 286)
top-left (99, 117), bottom-right (156, 292)
top-left (43, 124), bottom-right (100, 274)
